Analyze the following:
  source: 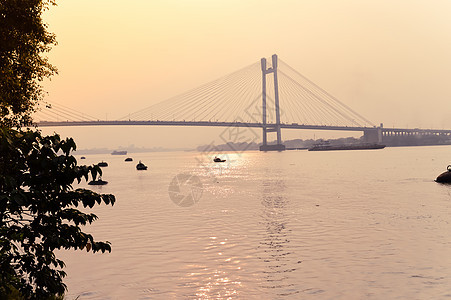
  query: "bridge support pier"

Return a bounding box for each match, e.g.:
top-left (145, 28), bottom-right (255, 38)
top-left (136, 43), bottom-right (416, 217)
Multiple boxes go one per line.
top-left (260, 54), bottom-right (286, 151)
top-left (363, 127), bottom-right (383, 144)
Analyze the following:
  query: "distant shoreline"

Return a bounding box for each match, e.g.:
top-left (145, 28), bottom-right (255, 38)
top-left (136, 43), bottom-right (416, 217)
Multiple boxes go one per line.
top-left (75, 135), bottom-right (451, 155)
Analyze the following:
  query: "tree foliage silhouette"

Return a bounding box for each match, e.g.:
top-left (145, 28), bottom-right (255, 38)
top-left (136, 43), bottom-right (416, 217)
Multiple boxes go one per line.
top-left (0, 129), bottom-right (115, 299)
top-left (0, 1), bottom-right (116, 299)
top-left (0, 0), bottom-right (57, 128)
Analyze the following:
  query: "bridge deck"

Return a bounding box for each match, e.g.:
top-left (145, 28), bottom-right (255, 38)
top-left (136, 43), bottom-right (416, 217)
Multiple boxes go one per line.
top-left (35, 120), bottom-right (373, 131)
top-left (34, 120), bottom-right (451, 135)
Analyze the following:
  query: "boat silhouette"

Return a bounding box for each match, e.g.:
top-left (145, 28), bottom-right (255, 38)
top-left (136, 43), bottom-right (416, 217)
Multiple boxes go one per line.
top-left (136, 161), bottom-right (148, 170)
top-left (436, 165), bottom-right (451, 183)
top-left (88, 178), bottom-right (108, 185)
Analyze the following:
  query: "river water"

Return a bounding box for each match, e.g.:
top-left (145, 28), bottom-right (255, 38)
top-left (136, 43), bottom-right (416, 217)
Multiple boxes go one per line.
top-left (59, 146), bottom-right (451, 299)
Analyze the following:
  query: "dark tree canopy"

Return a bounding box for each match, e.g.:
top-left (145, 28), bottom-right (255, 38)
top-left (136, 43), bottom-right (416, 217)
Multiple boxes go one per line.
top-left (0, 0), bottom-right (57, 127)
top-left (0, 128), bottom-right (116, 299)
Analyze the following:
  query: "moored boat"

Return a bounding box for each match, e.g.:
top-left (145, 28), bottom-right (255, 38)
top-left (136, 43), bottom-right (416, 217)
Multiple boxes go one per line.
top-left (98, 161), bottom-right (108, 167)
top-left (125, 157), bottom-right (133, 162)
top-left (88, 178), bottom-right (108, 185)
top-left (436, 165), bottom-right (451, 183)
top-left (136, 161), bottom-right (148, 170)
top-left (213, 156), bottom-right (226, 162)
top-left (308, 143), bottom-right (386, 151)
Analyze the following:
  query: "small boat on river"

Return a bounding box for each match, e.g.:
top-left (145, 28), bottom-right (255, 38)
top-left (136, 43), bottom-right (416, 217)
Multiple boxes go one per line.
top-left (125, 157), bottom-right (133, 162)
top-left (98, 161), bottom-right (108, 167)
top-left (213, 156), bottom-right (226, 162)
top-left (436, 165), bottom-right (451, 183)
top-left (88, 178), bottom-right (108, 185)
top-left (136, 161), bottom-right (148, 170)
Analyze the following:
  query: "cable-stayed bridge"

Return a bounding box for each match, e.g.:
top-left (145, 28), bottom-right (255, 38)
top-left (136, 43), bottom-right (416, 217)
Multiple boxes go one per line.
top-left (34, 55), bottom-right (451, 151)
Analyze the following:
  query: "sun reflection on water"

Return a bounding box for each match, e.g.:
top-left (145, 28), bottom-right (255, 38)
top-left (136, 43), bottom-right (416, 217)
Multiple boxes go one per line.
top-left (178, 236), bottom-right (244, 299)
top-left (257, 176), bottom-right (303, 296)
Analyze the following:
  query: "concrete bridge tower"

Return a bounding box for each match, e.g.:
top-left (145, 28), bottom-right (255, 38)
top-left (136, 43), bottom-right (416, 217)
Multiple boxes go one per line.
top-left (260, 54), bottom-right (286, 151)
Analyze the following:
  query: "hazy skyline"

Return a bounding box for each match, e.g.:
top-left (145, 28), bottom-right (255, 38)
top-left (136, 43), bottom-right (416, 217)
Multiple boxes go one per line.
top-left (39, 0), bottom-right (451, 149)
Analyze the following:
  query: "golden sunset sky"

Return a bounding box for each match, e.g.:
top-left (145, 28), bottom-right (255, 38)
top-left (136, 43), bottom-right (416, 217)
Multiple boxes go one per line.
top-left (40, 0), bottom-right (451, 148)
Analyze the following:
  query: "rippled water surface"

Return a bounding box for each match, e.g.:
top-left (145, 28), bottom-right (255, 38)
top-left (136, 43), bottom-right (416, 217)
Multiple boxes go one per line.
top-left (59, 146), bottom-right (451, 299)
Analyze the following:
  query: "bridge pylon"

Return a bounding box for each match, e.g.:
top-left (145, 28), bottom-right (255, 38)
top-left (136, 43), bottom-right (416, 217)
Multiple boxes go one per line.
top-left (259, 54), bottom-right (286, 151)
